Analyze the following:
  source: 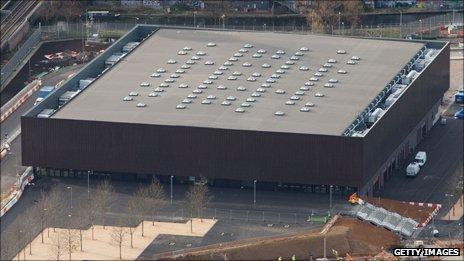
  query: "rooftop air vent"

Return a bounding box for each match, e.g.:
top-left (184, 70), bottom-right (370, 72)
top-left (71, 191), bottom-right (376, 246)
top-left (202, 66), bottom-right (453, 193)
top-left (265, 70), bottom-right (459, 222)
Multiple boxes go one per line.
top-left (262, 63), bottom-right (271, 68)
top-left (270, 74), bottom-right (280, 79)
top-left (290, 96), bottom-right (300, 100)
top-left (181, 64), bottom-right (191, 69)
top-left (324, 83), bottom-right (334, 88)
top-left (186, 60), bottom-right (195, 65)
top-left (183, 46), bottom-right (192, 51)
top-left (290, 56), bottom-right (299, 61)
top-left (222, 101), bottom-right (232, 106)
top-left (266, 78), bottom-right (276, 83)
top-left (207, 42), bottom-right (216, 47)
top-left (209, 75), bottom-right (218, 80)
top-left (242, 62), bottom-right (252, 67)
top-left (299, 66), bottom-right (309, 71)
top-left (306, 102), bottom-right (315, 107)
top-left (251, 92), bottom-right (261, 97)
top-left (337, 50), bottom-right (347, 54)
top-left (203, 80), bottom-right (213, 85)
top-left (217, 85), bottom-right (227, 90)
top-left (275, 89), bottom-right (285, 94)
top-left (300, 106), bottom-right (310, 112)
top-left (226, 96), bottom-right (236, 101)
top-left (234, 53), bottom-right (243, 57)
top-left (285, 100), bottom-right (295, 105)
top-left (148, 92), bottom-right (158, 97)
top-left (274, 111), bottom-right (285, 116)
top-left (285, 60), bottom-right (295, 65)
top-left (165, 79), bottom-right (175, 83)
top-left (233, 71), bottom-right (242, 76)
top-left (176, 104), bottom-right (186, 109)
top-left (182, 99), bottom-right (192, 104)
top-left (167, 59), bottom-right (177, 64)
top-left (196, 51), bottom-right (206, 56)
top-left (235, 108), bottom-right (245, 113)
top-left (154, 87), bottom-right (164, 92)
top-left (257, 49), bottom-right (266, 54)
top-left (205, 60), bottom-right (215, 65)
top-left (261, 83), bottom-right (271, 88)
top-left (252, 53), bottom-right (262, 58)
top-left (129, 91), bottom-right (139, 96)
top-left (151, 73), bottom-right (161, 78)
top-left (175, 69), bottom-right (185, 74)
top-left (315, 92), bottom-right (324, 97)
top-left (170, 74), bottom-right (180, 78)
top-left (351, 56), bottom-right (360, 60)
top-left (198, 84), bottom-right (208, 89)
top-left (256, 88), bottom-right (266, 93)
top-left (237, 86), bottom-right (246, 91)
top-left (347, 60), bottom-right (357, 65)
top-left (328, 59), bottom-right (337, 63)
top-left (140, 82), bottom-right (150, 87)
top-left (239, 48), bottom-right (248, 53)
top-left (318, 68), bottom-right (328, 72)
top-left (207, 95), bottom-right (216, 100)
top-left (202, 99), bottom-right (212, 104)
top-left (214, 70), bottom-right (223, 75)
top-left (294, 52), bottom-right (304, 56)
top-left (224, 61), bottom-right (233, 66)
top-left (229, 57), bottom-right (238, 62)
top-left (304, 81), bottom-right (314, 86)
top-left (123, 96), bottom-right (133, 101)
top-left (300, 86), bottom-right (310, 91)
top-left (309, 77), bottom-right (319, 81)
top-left (247, 77), bottom-right (257, 82)
top-left (295, 91), bottom-right (305, 96)
top-left (314, 72), bottom-right (323, 77)
top-left (179, 83), bottom-right (188, 88)
top-left (275, 69), bottom-right (285, 74)
top-left (252, 72), bottom-right (261, 77)
top-left (271, 55), bottom-right (280, 59)
top-left (191, 56), bottom-right (200, 60)
top-left (178, 51), bottom-right (188, 55)
top-left (241, 102), bottom-right (251, 107)
top-left (323, 63), bottom-right (332, 68)
top-left (300, 47), bottom-right (309, 52)
top-left (187, 94), bottom-right (197, 99)
top-left (281, 65), bottom-right (290, 70)
top-left (246, 97), bottom-right (256, 102)
top-left (193, 89), bottom-right (203, 94)
top-left (219, 66), bottom-right (229, 71)
top-left (136, 102), bottom-right (146, 107)
top-left (157, 68), bottom-right (166, 73)
top-left (244, 43), bottom-right (254, 48)
top-left (337, 69), bottom-right (347, 74)
top-left (276, 50), bottom-right (285, 55)
top-left (328, 78), bottom-right (338, 83)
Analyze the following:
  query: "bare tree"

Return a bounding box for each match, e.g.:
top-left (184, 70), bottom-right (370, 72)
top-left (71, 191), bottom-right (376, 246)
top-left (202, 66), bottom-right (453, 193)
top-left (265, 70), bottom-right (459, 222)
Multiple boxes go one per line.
top-left (110, 222), bottom-right (127, 260)
top-left (304, 0), bottom-right (364, 33)
top-left (147, 178), bottom-right (166, 226)
top-left (126, 198), bottom-right (139, 248)
top-left (37, 188), bottom-right (53, 243)
top-left (128, 185), bottom-right (149, 239)
top-left (185, 178), bottom-right (212, 232)
top-left (49, 230), bottom-right (65, 261)
top-left (83, 197), bottom-right (100, 240)
top-left (95, 179), bottom-right (114, 229)
top-left (48, 186), bottom-right (66, 234)
top-left (63, 216), bottom-right (80, 261)
top-left (23, 208), bottom-right (39, 256)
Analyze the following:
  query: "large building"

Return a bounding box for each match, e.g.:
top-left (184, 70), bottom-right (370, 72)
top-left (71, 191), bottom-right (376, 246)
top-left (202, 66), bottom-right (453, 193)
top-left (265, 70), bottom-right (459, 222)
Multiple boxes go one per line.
top-left (22, 25), bottom-right (449, 196)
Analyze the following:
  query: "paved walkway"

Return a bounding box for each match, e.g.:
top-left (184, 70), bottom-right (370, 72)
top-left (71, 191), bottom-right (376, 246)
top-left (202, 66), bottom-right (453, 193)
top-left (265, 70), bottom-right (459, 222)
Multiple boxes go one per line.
top-left (14, 218), bottom-right (216, 260)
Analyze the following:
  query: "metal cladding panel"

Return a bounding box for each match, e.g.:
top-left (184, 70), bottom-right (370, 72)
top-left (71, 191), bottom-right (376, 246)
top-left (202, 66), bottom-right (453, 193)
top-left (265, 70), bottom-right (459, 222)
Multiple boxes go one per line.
top-left (21, 116), bottom-right (364, 187)
top-left (363, 44), bottom-right (450, 182)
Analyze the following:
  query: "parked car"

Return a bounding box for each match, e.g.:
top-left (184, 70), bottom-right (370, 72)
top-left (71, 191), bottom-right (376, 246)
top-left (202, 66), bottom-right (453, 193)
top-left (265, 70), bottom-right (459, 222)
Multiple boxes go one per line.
top-left (454, 108), bottom-right (464, 119)
top-left (406, 162), bottom-right (420, 177)
top-left (414, 151), bottom-right (427, 167)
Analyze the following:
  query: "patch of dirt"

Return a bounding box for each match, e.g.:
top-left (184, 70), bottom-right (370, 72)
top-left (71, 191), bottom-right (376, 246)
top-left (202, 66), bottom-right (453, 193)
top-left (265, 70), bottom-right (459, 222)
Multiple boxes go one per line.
top-left (365, 197), bottom-right (435, 223)
top-left (155, 217), bottom-right (400, 260)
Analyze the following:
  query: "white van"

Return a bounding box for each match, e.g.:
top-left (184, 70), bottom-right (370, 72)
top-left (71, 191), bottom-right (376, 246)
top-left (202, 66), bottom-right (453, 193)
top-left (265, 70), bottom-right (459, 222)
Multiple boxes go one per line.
top-left (406, 163), bottom-right (420, 177)
top-left (414, 151), bottom-right (427, 167)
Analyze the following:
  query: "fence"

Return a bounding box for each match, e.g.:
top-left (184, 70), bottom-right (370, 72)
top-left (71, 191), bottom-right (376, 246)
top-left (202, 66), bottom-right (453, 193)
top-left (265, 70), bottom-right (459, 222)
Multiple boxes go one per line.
top-left (0, 29), bottom-right (41, 87)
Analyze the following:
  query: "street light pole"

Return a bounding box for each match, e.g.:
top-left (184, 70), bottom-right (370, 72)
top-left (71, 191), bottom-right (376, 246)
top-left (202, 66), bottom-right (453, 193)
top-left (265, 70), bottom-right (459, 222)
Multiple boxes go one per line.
top-left (87, 170), bottom-right (90, 200)
top-left (67, 186), bottom-right (73, 214)
top-left (253, 180), bottom-right (257, 206)
top-left (329, 185), bottom-right (333, 214)
top-left (419, 19), bottom-right (423, 40)
top-left (338, 12), bottom-right (341, 34)
top-left (170, 175), bottom-right (173, 204)
top-left (399, 11), bottom-right (403, 38)
top-left (445, 193), bottom-right (454, 220)
top-left (193, 11), bottom-right (197, 28)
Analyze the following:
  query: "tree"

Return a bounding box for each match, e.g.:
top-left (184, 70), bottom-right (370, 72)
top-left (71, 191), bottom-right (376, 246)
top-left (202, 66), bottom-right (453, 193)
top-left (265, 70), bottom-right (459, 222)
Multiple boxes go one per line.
top-left (47, 186), bottom-right (66, 234)
top-left (84, 198), bottom-right (100, 240)
top-left (110, 222), bottom-right (127, 260)
top-left (146, 178), bottom-right (166, 226)
top-left (185, 178), bottom-right (212, 232)
top-left (37, 188), bottom-right (54, 243)
top-left (126, 198), bottom-right (140, 248)
top-left (95, 179), bottom-right (114, 229)
top-left (63, 216), bottom-right (80, 261)
top-left (49, 230), bottom-right (66, 261)
top-left (128, 185), bottom-right (148, 239)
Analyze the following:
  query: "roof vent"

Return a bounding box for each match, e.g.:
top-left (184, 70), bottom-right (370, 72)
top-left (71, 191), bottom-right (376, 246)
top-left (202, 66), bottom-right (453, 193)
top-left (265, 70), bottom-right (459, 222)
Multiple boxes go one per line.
top-left (237, 86), bottom-right (246, 91)
top-left (304, 81), bottom-right (314, 86)
top-left (276, 69), bottom-right (285, 74)
top-left (318, 68), bottom-right (328, 72)
top-left (337, 49), bottom-right (347, 54)
top-left (324, 83), bottom-right (334, 88)
top-left (294, 52), bottom-right (304, 56)
top-left (207, 95), bottom-right (216, 100)
top-left (191, 56), bottom-right (200, 60)
top-left (252, 72), bottom-right (261, 77)
top-left (256, 88), bottom-right (266, 93)
top-left (242, 62), bottom-right (252, 67)
top-left (300, 86), bottom-right (310, 91)
top-left (257, 49), bottom-right (266, 54)
top-left (299, 47), bottom-right (309, 52)
top-left (187, 94), bottom-right (197, 99)
top-left (328, 78), bottom-right (338, 83)
top-left (266, 78), bottom-right (276, 83)
top-left (198, 84), bottom-right (208, 89)
top-left (247, 77), bottom-right (257, 82)
top-left (275, 89), bottom-right (285, 94)
top-left (290, 56), bottom-right (299, 61)
top-left (205, 60), bottom-right (215, 65)
top-left (305, 102), bottom-right (315, 107)
top-left (157, 68), bottom-right (166, 73)
top-left (196, 51), bottom-right (206, 56)
top-left (347, 60), bottom-right (357, 65)
top-left (280, 65), bottom-right (290, 70)
top-left (300, 106), bottom-right (310, 112)
top-left (241, 102), bottom-right (251, 107)
top-left (181, 64), bottom-right (191, 69)
top-left (285, 60), bottom-right (295, 65)
top-left (209, 75), bottom-right (219, 80)
top-left (179, 83), bottom-right (188, 88)
top-left (337, 69), bottom-right (347, 74)
top-left (323, 63), bottom-right (332, 68)
top-left (246, 97), bottom-right (256, 102)
top-left (244, 43), bottom-right (254, 48)
top-left (351, 56), bottom-right (360, 60)
top-left (123, 96), bottom-right (133, 101)
top-left (217, 85), bottom-right (227, 90)
top-left (271, 54), bottom-right (280, 59)
top-left (315, 92), bottom-right (325, 97)
top-left (151, 73), bottom-right (161, 78)
top-left (295, 91), bottom-right (305, 96)
top-left (309, 77), bottom-right (319, 81)
top-left (176, 104), bottom-right (186, 109)
top-left (299, 66), bottom-right (309, 71)
top-left (202, 99), bottom-right (212, 104)
top-left (170, 74), bottom-right (180, 78)
top-left (274, 111), bottom-right (285, 116)
top-left (228, 76), bottom-right (238, 81)
top-left (154, 87), bottom-right (164, 92)
top-left (328, 59), bottom-right (337, 63)
top-left (186, 60), bottom-right (196, 65)
top-left (239, 48), bottom-right (248, 53)
top-left (251, 92), bottom-right (261, 97)
top-left (219, 66), bottom-right (229, 71)
top-left (224, 61), bottom-right (233, 66)
top-left (140, 82), bottom-right (150, 87)
top-left (207, 42), bottom-right (216, 47)
top-left (228, 57), bottom-right (238, 62)
top-left (252, 53), bottom-right (262, 58)
top-left (167, 59), bottom-right (177, 64)
top-left (226, 96), bottom-right (236, 101)
top-left (165, 79), bottom-right (175, 83)
top-left (214, 70), bottom-right (223, 75)
top-left (222, 101), bottom-right (232, 106)
top-left (286, 100), bottom-right (295, 105)
top-left (136, 102), bottom-right (146, 107)
top-left (178, 51), bottom-right (188, 55)
top-left (262, 63), bottom-right (271, 68)
top-left (193, 89), bottom-right (203, 94)
top-left (235, 108), bottom-right (245, 113)
top-left (270, 74), bottom-right (280, 79)
top-left (148, 92), bottom-right (158, 97)
top-left (276, 50), bottom-right (285, 55)
top-left (175, 69), bottom-right (185, 74)
top-left (314, 72), bottom-right (323, 77)
top-left (290, 96), bottom-right (300, 100)
top-left (261, 83), bottom-right (271, 88)
top-left (129, 91), bottom-right (139, 96)
top-left (183, 46), bottom-right (192, 51)
top-left (234, 52), bottom-right (243, 57)
top-left (182, 99), bottom-right (192, 104)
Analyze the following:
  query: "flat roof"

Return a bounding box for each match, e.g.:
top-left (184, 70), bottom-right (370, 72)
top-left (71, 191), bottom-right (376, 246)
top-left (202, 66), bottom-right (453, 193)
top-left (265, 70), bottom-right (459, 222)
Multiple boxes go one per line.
top-left (52, 28), bottom-right (424, 135)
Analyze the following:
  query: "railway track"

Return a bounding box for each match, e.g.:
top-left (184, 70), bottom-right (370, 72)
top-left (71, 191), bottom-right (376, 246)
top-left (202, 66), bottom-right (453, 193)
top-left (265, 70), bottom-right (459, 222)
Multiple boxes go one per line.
top-left (0, 0), bottom-right (39, 46)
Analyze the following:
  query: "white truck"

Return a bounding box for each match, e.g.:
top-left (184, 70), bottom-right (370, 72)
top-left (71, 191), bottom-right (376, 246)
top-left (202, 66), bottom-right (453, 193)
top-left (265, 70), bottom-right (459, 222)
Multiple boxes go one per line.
top-left (406, 151), bottom-right (427, 177)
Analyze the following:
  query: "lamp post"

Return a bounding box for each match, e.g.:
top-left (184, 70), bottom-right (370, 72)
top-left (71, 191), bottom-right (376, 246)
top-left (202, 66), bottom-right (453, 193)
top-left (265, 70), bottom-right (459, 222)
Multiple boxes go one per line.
top-left (419, 19), bottom-right (423, 40)
top-left (87, 170), bottom-right (91, 200)
top-left (399, 11), bottom-right (403, 38)
top-left (193, 11), bottom-right (197, 28)
top-left (253, 180), bottom-right (257, 206)
top-left (221, 14), bottom-right (225, 29)
top-left (445, 193), bottom-right (454, 220)
top-left (67, 186), bottom-right (73, 214)
top-left (170, 175), bottom-right (173, 204)
top-left (329, 185), bottom-right (333, 214)
top-left (338, 12), bottom-right (341, 34)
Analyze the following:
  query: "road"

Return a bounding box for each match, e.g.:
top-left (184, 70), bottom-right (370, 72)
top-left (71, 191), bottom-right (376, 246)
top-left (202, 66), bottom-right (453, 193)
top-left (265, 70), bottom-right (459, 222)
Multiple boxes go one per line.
top-left (0, 0), bottom-right (40, 49)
